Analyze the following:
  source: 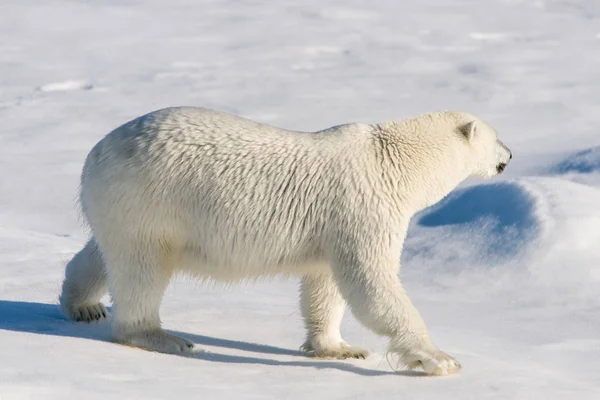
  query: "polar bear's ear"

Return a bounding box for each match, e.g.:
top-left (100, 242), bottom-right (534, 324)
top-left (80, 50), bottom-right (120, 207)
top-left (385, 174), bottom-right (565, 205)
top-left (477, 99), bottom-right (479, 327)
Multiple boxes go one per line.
top-left (459, 121), bottom-right (477, 142)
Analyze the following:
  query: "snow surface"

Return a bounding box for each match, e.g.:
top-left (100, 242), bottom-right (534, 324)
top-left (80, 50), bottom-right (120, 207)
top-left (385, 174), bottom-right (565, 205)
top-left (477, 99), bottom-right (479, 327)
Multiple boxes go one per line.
top-left (1, 0), bottom-right (600, 399)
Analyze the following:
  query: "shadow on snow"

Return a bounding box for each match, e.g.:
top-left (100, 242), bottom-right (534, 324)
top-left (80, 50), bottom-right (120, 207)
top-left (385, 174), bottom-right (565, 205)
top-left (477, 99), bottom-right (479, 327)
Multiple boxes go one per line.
top-left (0, 300), bottom-right (423, 377)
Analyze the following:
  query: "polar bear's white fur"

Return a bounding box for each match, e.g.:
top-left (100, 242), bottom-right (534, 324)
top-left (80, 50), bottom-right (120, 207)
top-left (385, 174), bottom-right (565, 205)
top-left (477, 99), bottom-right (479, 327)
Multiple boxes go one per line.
top-left (59, 107), bottom-right (511, 375)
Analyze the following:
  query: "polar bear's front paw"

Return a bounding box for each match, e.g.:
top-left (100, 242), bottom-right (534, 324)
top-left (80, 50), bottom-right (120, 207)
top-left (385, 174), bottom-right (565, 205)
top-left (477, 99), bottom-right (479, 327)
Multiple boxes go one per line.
top-left (119, 330), bottom-right (195, 354)
top-left (301, 340), bottom-right (368, 360)
top-left (400, 348), bottom-right (461, 376)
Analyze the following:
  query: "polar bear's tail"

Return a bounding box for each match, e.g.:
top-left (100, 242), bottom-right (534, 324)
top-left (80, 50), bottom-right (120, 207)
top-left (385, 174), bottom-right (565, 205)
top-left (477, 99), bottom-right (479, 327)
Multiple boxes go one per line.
top-left (59, 237), bottom-right (109, 322)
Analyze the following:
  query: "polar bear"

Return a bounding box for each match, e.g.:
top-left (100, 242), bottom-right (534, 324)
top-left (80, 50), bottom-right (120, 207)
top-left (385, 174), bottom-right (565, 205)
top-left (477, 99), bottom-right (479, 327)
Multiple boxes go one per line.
top-left (59, 107), bottom-right (511, 375)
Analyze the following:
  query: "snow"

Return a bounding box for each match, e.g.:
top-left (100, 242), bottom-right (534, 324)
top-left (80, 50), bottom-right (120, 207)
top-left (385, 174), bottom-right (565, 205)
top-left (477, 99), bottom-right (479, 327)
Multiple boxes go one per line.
top-left (37, 80), bottom-right (93, 93)
top-left (1, 0), bottom-right (599, 398)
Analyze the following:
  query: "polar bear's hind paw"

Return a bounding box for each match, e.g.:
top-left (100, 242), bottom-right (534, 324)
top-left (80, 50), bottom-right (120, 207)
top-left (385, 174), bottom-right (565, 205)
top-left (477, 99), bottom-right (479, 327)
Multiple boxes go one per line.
top-left (119, 330), bottom-right (195, 354)
top-left (65, 303), bottom-right (108, 323)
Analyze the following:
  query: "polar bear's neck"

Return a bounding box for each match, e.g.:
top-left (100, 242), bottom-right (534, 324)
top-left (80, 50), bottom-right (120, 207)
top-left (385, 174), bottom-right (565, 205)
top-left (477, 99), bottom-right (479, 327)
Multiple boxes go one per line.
top-left (370, 119), bottom-right (471, 215)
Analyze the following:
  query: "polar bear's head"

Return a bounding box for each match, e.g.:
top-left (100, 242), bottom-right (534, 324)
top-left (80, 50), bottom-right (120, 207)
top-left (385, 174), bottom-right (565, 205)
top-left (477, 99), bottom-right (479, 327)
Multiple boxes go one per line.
top-left (458, 117), bottom-right (512, 179)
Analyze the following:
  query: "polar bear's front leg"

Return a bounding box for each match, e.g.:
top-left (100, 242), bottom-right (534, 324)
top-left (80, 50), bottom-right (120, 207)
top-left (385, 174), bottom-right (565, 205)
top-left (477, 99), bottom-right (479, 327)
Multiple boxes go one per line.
top-left (299, 272), bottom-right (368, 359)
top-left (331, 241), bottom-right (461, 376)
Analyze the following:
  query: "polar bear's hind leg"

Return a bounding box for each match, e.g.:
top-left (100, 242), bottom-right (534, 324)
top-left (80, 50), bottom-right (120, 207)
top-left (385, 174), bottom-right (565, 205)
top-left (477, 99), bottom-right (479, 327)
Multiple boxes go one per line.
top-left (100, 238), bottom-right (195, 354)
top-left (59, 238), bottom-right (109, 322)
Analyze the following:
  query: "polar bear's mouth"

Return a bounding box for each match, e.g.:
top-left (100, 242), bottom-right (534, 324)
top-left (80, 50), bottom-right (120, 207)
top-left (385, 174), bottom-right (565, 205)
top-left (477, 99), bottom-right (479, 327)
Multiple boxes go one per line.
top-left (497, 163), bottom-right (507, 173)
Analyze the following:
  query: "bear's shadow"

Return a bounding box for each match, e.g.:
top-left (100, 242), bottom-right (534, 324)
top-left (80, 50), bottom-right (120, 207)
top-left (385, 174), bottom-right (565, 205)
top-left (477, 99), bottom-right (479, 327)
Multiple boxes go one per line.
top-left (0, 300), bottom-right (423, 377)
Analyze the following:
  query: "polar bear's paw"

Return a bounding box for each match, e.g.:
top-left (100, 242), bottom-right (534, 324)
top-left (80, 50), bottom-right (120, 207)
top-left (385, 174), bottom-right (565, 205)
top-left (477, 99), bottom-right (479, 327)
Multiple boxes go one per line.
top-left (399, 348), bottom-right (461, 376)
top-left (301, 340), bottom-right (368, 360)
top-left (119, 330), bottom-right (195, 354)
top-left (64, 303), bottom-right (108, 322)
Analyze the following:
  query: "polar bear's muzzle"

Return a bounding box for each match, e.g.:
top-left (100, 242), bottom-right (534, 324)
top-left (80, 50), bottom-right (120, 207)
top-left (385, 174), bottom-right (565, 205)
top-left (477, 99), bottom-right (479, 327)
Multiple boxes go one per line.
top-left (496, 142), bottom-right (512, 174)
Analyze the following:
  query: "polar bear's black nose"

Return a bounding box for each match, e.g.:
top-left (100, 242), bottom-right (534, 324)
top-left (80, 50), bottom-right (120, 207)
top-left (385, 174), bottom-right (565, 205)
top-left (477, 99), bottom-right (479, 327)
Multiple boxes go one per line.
top-left (509, 151), bottom-right (513, 160)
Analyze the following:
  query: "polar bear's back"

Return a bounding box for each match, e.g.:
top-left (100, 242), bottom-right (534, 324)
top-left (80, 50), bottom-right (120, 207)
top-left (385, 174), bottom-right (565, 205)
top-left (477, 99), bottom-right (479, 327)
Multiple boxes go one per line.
top-left (82, 107), bottom-right (348, 192)
top-left (97, 106), bottom-right (306, 154)
top-left (79, 107), bottom-right (360, 271)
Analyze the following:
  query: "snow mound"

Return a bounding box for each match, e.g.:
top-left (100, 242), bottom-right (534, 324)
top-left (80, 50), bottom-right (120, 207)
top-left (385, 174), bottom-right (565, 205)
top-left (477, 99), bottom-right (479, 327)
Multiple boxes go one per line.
top-left (38, 80), bottom-right (93, 92)
top-left (551, 146), bottom-right (600, 174)
top-left (406, 177), bottom-right (600, 303)
top-left (416, 181), bottom-right (540, 261)
top-left (521, 178), bottom-right (600, 292)
top-left (419, 182), bottom-right (536, 232)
